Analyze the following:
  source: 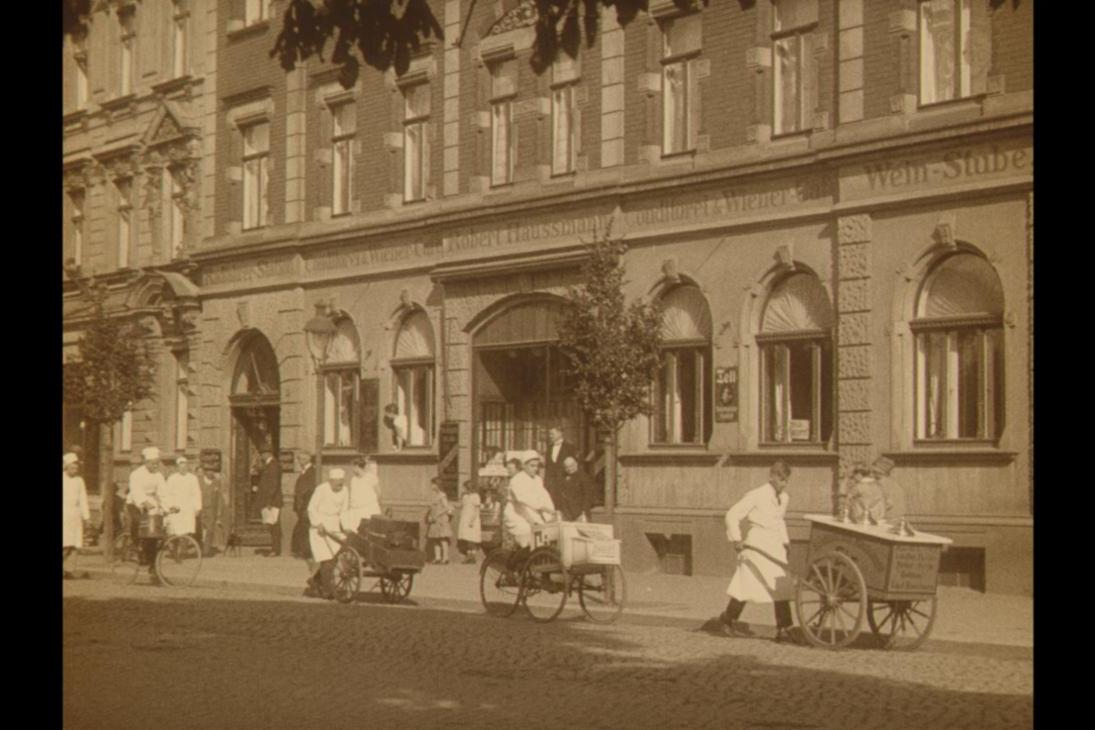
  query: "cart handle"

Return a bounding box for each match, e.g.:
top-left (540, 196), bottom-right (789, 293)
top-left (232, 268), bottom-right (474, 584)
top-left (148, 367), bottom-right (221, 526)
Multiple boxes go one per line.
top-left (740, 544), bottom-right (791, 571)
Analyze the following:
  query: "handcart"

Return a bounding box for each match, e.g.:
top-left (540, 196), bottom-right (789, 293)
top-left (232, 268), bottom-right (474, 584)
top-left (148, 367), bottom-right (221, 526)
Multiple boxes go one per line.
top-left (788, 514), bottom-right (952, 650)
top-left (479, 520), bottom-right (626, 624)
top-left (328, 515), bottom-right (426, 604)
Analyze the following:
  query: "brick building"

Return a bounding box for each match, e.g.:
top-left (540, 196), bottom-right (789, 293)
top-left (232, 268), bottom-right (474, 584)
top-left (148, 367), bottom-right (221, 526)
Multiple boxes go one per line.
top-left (63, 0), bottom-right (1033, 593)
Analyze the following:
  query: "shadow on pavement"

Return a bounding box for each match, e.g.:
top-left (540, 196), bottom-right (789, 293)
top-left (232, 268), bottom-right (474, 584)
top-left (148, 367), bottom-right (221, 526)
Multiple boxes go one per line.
top-left (64, 587), bottom-right (1031, 729)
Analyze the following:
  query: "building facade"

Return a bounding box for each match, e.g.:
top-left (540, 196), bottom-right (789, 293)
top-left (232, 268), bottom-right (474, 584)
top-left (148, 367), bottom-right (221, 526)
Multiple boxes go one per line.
top-left (63, 0), bottom-right (1033, 593)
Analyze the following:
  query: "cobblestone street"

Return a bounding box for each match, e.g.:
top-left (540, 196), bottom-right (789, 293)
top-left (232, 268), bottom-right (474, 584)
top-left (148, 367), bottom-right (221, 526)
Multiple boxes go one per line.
top-left (63, 579), bottom-right (1032, 729)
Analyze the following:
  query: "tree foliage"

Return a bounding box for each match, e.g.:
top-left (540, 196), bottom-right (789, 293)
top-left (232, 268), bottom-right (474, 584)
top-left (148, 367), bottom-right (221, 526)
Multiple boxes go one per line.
top-left (62, 272), bottom-right (155, 428)
top-left (557, 232), bottom-right (663, 434)
top-left (270, 0), bottom-right (707, 88)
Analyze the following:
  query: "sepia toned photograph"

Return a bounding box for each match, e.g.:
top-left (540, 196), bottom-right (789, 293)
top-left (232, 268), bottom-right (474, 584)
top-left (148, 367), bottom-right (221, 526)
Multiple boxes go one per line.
top-left (62, 1), bottom-right (1034, 727)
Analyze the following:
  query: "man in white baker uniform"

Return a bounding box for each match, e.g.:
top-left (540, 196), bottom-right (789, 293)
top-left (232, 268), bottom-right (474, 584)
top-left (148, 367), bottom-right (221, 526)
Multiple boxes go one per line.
top-left (62, 453), bottom-right (90, 579)
top-left (341, 454), bottom-right (383, 533)
top-left (306, 467), bottom-right (350, 599)
top-left (502, 451), bottom-right (556, 552)
top-left (720, 460), bottom-right (799, 643)
top-left (127, 446), bottom-right (167, 578)
top-left (162, 456), bottom-right (202, 539)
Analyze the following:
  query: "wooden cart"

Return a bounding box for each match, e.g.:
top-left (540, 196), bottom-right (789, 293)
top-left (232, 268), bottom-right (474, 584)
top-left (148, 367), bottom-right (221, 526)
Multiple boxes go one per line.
top-left (329, 516), bottom-right (426, 604)
top-left (794, 514), bottom-right (952, 650)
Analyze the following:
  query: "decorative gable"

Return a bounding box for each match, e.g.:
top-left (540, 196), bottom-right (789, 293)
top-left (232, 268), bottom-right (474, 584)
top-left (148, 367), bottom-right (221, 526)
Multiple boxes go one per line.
top-left (486, 0), bottom-right (538, 36)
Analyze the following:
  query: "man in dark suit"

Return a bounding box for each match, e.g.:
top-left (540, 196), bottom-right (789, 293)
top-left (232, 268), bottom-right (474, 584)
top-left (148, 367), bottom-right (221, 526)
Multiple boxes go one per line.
top-left (291, 453), bottom-right (316, 560)
top-left (543, 426), bottom-right (578, 510)
top-left (558, 457), bottom-right (598, 522)
top-left (258, 448), bottom-right (283, 557)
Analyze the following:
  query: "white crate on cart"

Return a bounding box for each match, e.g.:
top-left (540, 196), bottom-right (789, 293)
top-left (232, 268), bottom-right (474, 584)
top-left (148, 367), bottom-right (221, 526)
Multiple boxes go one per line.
top-left (532, 520), bottom-right (616, 567)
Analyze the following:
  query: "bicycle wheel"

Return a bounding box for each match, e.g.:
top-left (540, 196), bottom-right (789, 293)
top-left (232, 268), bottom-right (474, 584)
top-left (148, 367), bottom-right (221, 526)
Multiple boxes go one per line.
top-left (521, 547), bottom-right (568, 623)
top-left (480, 549), bottom-right (520, 618)
top-left (577, 564), bottom-right (627, 624)
top-left (109, 532), bottom-right (140, 585)
top-left (156, 535), bottom-right (203, 587)
top-left (332, 548), bottom-right (361, 604)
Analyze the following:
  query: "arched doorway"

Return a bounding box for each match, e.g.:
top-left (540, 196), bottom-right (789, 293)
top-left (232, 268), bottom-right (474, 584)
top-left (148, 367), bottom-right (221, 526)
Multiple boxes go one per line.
top-left (228, 330), bottom-right (280, 541)
top-left (471, 297), bottom-right (597, 479)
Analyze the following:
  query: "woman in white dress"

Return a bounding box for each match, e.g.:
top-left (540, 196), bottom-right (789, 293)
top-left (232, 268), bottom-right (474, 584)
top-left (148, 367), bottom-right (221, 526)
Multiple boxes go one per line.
top-left (62, 453), bottom-right (90, 578)
top-left (720, 461), bottom-right (798, 643)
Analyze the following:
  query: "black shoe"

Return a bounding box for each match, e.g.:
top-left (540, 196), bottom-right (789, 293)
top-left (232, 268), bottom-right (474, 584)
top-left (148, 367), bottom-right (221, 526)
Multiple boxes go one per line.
top-left (719, 618), bottom-right (755, 638)
top-left (774, 627), bottom-right (803, 645)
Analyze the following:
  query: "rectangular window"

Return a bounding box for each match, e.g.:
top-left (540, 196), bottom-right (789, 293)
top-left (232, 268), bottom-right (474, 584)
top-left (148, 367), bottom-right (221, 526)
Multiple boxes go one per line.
top-left (661, 14), bottom-right (701, 155)
top-left (915, 327), bottom-right (1001, 440)
top-left (394, 364), bottom-right (434, 447)
top-left (760, 339), bottom-right (832, 444)
top-left (324, 369), bottom-right (358, 447)
top-left (402, 84), bottom-right (430, 202)
top-left (241, 121), bottom-right (269, 230)
top-left (172, 1), bottom-right (188, 78)
top-left (166, 167), bottom-right (186, 258)
top-left (919, 0), bottom-right (971, 105)
top-left (116, 179), bottom-right (132, 269)
top-left (120, 407), bottom-right (133, 452)
top-left (331, 102), bottom-right (356, 215)
top-left (119, 11), bottom-right (135, 97)
top-left (653, 347), bottom-right (706, 444)
top-left (490, 60), bottom-right (516, 187)
top-left (69, 190), bottom-right (85, 265)
top-left (772, 0), bottom-right (817, 136)
top-left (74, 53), bottom-right (89, 109)
top-left (245, 0), bottom-right (270, 26)
top-left (551, 84), bottom-right (577, 175)
top-left (175, 351), bottom-right (189, 451)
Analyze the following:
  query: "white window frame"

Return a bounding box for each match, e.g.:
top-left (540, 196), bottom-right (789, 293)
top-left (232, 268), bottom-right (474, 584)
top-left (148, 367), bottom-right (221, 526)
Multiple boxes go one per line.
top-left (116, 179), bottom-right (132, 269)
top-left (660, 16), bottom-right (701, 156)
top-left (119, 10), bottom-right (135, 97)
top-left (758, 335), bottom-right (831, 444)
top-left (172, 1), bottom-right (189, 78)
top-left (241, 121), bottom-right (269, 230)
top-left (551, 83), bottom-right (577, 175)
top-left (392, 361), bottom-right (434, 448)
top-left (69, 190), bottom-right (85, 265)
top-left (403, 84), bottom-right (430, 202)
top-left (914, 324), bottom-right (1001, 442)
top-left (331, 102), bottom-right (356, 215)
top-left (175, 350), bottom-right (189, 451)
top-left (652, 345), bottom-right (708, 445)
top-left (245, 0), bottom-right (271, 26)
top-left (918, 0), bottom-right (972, 106)
top-left (489, 61), bottom-right (516, 187)
top-left (323, 368), bottom-right (359, 448)
top-left (772, 3), bottom-right (816, 137)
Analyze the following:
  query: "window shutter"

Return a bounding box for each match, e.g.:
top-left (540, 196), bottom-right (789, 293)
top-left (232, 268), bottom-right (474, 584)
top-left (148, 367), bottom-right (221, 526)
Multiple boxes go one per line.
top-left (359, 377), bottom-right (380, 453)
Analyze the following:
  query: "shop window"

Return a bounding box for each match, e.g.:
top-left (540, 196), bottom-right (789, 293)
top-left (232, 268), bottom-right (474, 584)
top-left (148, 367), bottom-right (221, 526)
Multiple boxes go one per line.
top-left (913, 253), bottom-right (1004, 441)
top-left (652, 285), bottom-right (712, 445)
top-left (661, 13), bottom-right (702, 155)
top-left (323, 318), bottom-right (362, 448)
top-left (772, 0), bottom-right (818, 136)
top-left (392, 310), bottom-right (436, 447)
top-left (403, 83), bottom-right (430, 202)
top-left (489, 59), bottom-right (516, 187)
top-left (758, 272), bottom-right (833, 445)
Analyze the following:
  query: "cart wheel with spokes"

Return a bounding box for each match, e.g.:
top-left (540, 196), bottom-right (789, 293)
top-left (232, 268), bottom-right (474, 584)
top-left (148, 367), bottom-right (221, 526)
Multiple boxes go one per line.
top-left (577, 565), bottom-right (627, 624)
top-left (521, 547), bottom-right (568, 623)
top-left (332, 548), bottom-right (361, 604)
top-left (379, 571), bottom-right (414, 604)
top-left (480, 549), bottom-right (521, 618)
top-left (867, 597), bottom-right (937, 650)
top-left (795, 550), bottom-right (867, 649)
top-left (109, 532), bottom-right (141, 585)
top-left (155, 534), bottom-right (203, 587)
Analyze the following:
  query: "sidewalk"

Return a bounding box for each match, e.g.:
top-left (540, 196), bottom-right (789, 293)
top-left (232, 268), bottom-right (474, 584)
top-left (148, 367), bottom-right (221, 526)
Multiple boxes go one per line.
top-left (70, 548), bottom-right (1032, 649)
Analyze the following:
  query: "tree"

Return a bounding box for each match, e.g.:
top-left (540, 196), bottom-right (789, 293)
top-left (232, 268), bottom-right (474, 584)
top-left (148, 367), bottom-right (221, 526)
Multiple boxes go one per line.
top-left (271, 0), bottom-right (706, 88)
top-left (556, 230), bottom-right (663, 515)
top-left (63, 264), bottom-right (155, 560)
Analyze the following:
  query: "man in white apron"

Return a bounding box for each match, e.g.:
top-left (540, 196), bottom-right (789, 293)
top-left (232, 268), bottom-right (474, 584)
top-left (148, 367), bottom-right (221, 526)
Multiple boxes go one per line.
top-left (162, 456), bottom-right (202, 539)
top-left (341, 455), bottom-right (383, 533)
top-left (127, 447), bottom-right (167, 579)
top-left (62, 453), bottom-right (90, 579)
top-left (306, 468), bottom-right (350, 599)
top-left (721, 461), bottom-right (797, 643)
top-left (502, 451), bottom-right (556, 550)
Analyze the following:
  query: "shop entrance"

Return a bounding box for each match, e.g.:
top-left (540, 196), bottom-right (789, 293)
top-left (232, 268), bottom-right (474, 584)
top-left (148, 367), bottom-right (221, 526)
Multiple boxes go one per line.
top-left (471, 299), bottom-right (599, 482)
top-left (228, 331), bottom-right (281, 544)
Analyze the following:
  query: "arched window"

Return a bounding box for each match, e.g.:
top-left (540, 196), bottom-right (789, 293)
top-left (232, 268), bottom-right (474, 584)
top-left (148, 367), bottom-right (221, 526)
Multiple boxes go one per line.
top-left (913, 252), bottom-right (1004, 441)
top-left (758, 272), bottom-right (833, 444)
top-left (653, 284), bottom-right (712, 445)
top-left (392, 310), bottom-right (436, 447)
top-left (323, 317), bottom-right (360, 448)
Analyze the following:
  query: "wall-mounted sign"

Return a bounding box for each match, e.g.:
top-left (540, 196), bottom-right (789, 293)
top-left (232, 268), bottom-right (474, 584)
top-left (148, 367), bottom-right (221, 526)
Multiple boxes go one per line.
top-left (715, 366), bottom-right (738, 423)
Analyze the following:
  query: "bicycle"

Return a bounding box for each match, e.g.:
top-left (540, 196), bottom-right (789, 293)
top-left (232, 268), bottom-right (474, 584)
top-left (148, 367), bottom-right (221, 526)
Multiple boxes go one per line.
top-left (109, 511), bottom-right (203, 587)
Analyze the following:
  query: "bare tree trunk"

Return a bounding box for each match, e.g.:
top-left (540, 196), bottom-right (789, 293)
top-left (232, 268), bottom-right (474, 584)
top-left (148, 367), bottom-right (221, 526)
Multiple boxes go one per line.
top-left (99, 423), bottom-right (114, 562)
top-left (603, 427), bottom-right (617, 516)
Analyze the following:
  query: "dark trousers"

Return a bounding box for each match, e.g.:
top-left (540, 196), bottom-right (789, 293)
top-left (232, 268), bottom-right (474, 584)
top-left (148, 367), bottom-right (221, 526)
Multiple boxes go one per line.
top-left (724, 597), bottom-right (794, 630)
top-left (291, 512), bottom-right (311, 558)
top-left (126, 504), bottom-right (159, 571)
top-left (310, 559), bottom-right (334, 597)
top-left (267, 510), bottom-right (282, 556)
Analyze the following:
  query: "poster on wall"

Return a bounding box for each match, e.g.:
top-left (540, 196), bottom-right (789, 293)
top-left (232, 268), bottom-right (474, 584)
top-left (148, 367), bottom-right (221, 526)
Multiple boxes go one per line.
top-left (437, 421), bottom-right (460, 500)
top-left (715, 366), bottom-right (738, 423)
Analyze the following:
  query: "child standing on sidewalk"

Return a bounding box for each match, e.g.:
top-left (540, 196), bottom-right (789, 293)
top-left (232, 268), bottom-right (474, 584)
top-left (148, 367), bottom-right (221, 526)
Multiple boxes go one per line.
top-left (425, 477), bottom-right (453, 564)
top-left (457, 479), bottom-right (482, 564)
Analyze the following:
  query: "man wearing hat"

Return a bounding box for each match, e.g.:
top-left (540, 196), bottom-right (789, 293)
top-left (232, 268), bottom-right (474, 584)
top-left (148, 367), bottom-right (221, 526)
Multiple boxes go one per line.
top-left (291, 453), bottom-right (317, 560)
top-left (163, 456), bottom-right (202, 541)
top-left (305, 467), bottom-right (350, 599)
top-left (502, 451), bottom-right (556, 550)
top-left (257, 447), bottom-right (283, 557)
top-left (127, 447), bottom-right (167, 577)
top-left (62, 453), bottom-right (90, 579)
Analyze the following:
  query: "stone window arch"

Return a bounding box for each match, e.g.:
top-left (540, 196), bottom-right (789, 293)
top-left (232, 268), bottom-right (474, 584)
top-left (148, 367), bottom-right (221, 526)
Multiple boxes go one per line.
top-left (652, 283), bottom-right (713, 445)
top-left (391, 309), bottom-right (436, 448)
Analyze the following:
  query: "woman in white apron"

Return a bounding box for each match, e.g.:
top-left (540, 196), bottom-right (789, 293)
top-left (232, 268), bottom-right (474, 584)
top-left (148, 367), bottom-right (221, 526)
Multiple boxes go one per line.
top-left (62, 453), bottom-right (89, 578)
top-left (721, 461), bottom-right (797, 643)
top-left (163, 456), bottom-right (201, 538)
top-left (306, 468), bottom-right (350, 599)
